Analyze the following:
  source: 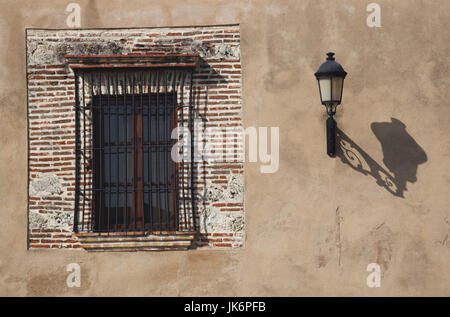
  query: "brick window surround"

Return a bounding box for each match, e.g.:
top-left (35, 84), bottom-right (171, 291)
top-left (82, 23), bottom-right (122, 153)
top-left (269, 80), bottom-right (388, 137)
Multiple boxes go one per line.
top-left (27, 25), bottom-right (244, 251)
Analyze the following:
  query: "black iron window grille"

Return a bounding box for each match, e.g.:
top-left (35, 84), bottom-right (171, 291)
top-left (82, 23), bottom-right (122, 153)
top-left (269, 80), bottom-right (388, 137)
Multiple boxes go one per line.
top-left (73, 68), bottom-right (196, 233)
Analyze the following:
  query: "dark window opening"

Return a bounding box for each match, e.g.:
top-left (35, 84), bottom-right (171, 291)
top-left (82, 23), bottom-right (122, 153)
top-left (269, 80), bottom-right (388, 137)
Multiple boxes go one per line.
top-left (92, 94), bottom-right (177, 232)
top-left (73, 69), bottom-right (196, 234)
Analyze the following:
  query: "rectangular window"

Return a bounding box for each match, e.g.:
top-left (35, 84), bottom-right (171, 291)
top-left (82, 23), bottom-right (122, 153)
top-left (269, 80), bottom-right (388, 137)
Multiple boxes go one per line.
top-left (73, 68), bottom-right (196, 234)
top-left (92, 93), bottom-right (177, 232)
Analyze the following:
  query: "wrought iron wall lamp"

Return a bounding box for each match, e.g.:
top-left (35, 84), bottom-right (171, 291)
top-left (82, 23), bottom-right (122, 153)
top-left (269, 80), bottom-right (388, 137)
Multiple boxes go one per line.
top-left (314, 52), bottom-right (347, 157)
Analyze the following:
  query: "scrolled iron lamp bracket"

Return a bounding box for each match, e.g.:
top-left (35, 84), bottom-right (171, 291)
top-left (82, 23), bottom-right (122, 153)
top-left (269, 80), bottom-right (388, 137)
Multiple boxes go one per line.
top-left (314, 52), bottom-right (347, 157)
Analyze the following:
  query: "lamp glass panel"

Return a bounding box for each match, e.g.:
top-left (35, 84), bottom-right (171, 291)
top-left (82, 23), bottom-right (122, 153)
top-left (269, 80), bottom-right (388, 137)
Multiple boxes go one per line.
top-left (331, 77), bottom-right (343, 102)
top-left (318, 78), bottom-right (331, 102)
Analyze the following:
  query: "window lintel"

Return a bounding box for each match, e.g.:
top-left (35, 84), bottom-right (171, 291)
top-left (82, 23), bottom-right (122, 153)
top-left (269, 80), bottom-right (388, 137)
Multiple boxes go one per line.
top-left (65, 53), bottom-right (200, 69)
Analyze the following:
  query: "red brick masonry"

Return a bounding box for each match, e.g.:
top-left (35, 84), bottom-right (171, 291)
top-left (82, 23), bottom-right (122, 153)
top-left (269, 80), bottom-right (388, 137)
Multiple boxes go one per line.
top-left (27, 25), bottom-right (244, 250)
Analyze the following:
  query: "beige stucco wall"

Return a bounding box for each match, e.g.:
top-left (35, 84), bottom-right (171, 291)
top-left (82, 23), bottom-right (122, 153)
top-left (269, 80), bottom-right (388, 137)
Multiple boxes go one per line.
top-left (1, 0), bottom-right (449, 296)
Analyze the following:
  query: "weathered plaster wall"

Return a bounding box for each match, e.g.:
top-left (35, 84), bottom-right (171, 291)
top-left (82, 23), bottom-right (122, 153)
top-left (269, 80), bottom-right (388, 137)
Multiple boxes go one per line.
top-left (0, 0), bottom-right (449, 296)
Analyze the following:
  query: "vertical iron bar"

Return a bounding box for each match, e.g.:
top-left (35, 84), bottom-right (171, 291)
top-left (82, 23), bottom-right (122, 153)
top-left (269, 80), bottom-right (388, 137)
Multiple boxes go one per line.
top-left (189, 68), bottom-right (195, 231)
top-left (148, 71), bottom-right (153, 231)
top-left (164, 70), bottom-right (169, 230)
top-left (115, 71), bottom-right (119, 230)
top-left (180, 71), bottom-right (187, 230)
top-left (89, 72), bottom-right (94, 232)
top-left (123, 72), bottom-right (128, 232)
top-left (132, 72), bottom-right (136, 231)
top-left (99, 72), bottom-right (104, 231)
top-left (81, 72), bottom-right (86, 232)
top-left (171, 69), bottom-right (177, 231)
top-left (73, 71), bottom-right (80, 233)
top-left (156, 70), bottom-right (161, 231)
top-left (107, 71), bottom-right (111, 232)
top-left (140, 70), bottom-right (145, 231)
top-left (172, 70), bottom-right (178, 231)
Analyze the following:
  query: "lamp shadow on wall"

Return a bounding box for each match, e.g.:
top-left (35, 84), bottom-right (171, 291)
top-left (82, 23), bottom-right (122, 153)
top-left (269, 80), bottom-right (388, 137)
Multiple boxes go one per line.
top-left (336, 118), bottom-right (427, 198)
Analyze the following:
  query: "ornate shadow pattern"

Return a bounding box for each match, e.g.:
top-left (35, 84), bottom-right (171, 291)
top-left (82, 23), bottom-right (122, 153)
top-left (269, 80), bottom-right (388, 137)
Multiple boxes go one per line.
top-left (336, 118), bottom-right (427, 198)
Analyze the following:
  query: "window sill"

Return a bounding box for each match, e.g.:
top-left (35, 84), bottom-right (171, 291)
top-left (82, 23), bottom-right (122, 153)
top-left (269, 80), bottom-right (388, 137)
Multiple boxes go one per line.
top-left (74, 231), bottom-right (197, 251)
